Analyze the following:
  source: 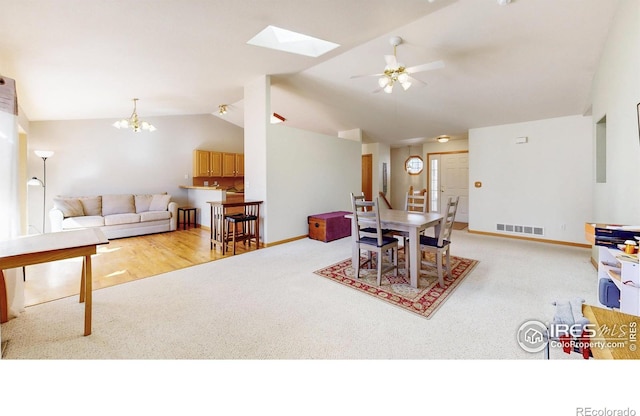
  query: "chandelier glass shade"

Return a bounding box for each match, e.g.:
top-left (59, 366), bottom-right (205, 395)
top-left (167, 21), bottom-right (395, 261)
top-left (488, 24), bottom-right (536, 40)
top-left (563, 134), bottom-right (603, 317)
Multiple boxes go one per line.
top-left (378, 63), bottom-right (412, 94)
top-left (113, 98), bottom-right (156, 132)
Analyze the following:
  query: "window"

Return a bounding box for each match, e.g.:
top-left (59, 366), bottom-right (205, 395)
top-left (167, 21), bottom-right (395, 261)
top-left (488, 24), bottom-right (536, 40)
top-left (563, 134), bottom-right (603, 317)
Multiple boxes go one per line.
top-left (405, 155), bottom-right (424, 175)
top-left (430, 158), bottom-right (439, 212)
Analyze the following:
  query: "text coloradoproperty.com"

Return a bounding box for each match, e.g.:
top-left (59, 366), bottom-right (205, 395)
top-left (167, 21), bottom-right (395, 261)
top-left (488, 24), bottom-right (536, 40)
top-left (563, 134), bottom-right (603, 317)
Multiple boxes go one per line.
top-left (550, 340), bottom-right (628, 349)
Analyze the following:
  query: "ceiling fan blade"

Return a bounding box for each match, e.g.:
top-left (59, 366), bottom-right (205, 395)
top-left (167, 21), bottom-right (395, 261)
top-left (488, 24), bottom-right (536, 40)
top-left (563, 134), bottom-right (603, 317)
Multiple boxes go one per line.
top-left (405, 60), bottom-right (445, 74)
top-left (384, 54), bottom-right (397, 69)
top-left (407, 75), bottom-right (427, 86)
top-left (350, 73), bottom-right (384, 79)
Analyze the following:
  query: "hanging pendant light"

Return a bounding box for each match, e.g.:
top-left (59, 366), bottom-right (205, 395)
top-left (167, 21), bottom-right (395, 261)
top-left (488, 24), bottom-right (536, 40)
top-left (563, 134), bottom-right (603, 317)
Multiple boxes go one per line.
top-left (113, 98), bottom-right (156, 132)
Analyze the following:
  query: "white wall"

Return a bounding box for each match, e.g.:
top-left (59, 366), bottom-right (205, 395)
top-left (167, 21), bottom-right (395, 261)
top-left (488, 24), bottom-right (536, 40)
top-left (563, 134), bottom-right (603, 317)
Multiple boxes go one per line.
top-left (469, 115), bottom-right (593, 244)
top-left (28, 114), bottom-right (243, 232)
top-left (244, 75), bottom-right (360, 244)
top-left (266, 124), bottom-right (361, 243)
top-left (590, 0), bottom-right (640, 224)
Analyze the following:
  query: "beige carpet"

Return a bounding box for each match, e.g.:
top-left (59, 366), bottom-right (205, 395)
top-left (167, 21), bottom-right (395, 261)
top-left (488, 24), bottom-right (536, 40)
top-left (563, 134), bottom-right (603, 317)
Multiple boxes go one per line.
top-left (1, 230), bottom-right (598, 360)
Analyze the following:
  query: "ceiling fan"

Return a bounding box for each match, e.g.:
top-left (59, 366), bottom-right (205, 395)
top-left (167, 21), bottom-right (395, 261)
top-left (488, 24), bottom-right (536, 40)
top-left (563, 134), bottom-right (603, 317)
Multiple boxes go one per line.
top-left (351, 36), bottom-right (444, 94)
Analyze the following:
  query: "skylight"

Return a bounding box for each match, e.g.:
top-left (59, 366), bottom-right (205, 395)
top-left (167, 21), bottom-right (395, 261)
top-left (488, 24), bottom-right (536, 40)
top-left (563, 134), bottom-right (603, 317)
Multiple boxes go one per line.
top-left (247, 25), bottom-right (339, 58)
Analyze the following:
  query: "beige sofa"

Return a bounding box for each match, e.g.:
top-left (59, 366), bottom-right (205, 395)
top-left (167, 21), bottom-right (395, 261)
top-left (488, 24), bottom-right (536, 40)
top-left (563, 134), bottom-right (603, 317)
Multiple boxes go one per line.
top-left (50, 193), bottom-right (178, 239)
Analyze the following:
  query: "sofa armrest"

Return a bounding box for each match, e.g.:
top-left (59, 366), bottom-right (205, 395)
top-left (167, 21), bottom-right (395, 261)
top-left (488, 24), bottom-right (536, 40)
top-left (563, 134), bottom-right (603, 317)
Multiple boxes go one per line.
top-left (50, 209), bottom-right (64, 232)
top-left (168, 201), bottom-right (178, 231)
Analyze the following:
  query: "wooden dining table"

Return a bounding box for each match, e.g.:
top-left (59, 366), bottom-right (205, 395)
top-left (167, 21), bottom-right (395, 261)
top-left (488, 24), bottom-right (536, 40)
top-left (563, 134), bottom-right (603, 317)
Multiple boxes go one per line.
top-left (347, 209), bottom-right (443, 288)
top-left (0, 228), bottom-right (108, 336)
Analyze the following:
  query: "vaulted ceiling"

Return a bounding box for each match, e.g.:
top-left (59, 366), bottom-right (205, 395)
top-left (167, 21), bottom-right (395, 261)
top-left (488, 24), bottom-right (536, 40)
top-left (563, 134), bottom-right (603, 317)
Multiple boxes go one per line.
top-left (0, 0), bottom-right (618, 146)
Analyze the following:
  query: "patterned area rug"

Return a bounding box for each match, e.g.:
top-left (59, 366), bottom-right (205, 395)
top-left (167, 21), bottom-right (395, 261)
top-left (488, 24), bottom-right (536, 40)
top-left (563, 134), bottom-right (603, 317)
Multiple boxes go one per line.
top-left (313, 253), bottom-right (479, 319)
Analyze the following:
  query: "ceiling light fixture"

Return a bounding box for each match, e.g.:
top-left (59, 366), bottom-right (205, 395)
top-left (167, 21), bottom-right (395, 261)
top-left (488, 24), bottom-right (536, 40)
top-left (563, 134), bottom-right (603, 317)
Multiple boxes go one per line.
top-left (437, 135), bottom-right (450, 143)
top-left (113, 98), bottom-right (156, 132)
top-left (497, 0), bottom-right (511, 5)
top-left (378, 37), bottom-right (413, 94)
top-left (219, 104), bottom-right (228, 115)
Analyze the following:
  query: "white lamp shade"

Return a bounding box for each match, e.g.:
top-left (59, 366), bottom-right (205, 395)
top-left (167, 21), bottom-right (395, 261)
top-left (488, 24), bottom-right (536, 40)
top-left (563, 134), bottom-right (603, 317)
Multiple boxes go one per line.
top-left (34, 150), bottom-right (54, 158)
top-left (384, 84), bottom-right (393, 94)
top-left (27, 177), bottom-right (43, 186)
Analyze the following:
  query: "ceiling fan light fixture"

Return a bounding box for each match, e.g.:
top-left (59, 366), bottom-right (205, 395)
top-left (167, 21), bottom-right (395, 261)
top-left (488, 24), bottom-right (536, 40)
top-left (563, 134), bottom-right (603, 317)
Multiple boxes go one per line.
top-left (384, 84), bottom-right (394, 94)
top-left (378, 77), bottom-right (388, 88)
top-left (397, 72), bottom-right (409, 83)
top-left (401, 81), bottom-right (412, 91)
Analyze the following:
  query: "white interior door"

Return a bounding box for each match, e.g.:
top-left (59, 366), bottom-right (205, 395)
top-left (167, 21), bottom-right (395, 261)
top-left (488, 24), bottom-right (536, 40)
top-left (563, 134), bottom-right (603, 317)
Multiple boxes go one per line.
top-left (440, 153), bottom-right (469, 223)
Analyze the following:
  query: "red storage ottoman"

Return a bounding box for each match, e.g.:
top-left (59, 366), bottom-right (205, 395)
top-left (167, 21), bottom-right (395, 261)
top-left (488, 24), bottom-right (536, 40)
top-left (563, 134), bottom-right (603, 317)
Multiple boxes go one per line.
top-left (308, 211), bottom-right (351, 242)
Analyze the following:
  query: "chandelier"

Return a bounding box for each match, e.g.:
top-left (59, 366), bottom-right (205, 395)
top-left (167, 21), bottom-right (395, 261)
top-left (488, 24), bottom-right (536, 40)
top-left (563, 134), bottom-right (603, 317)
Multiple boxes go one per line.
top-left (113, 98), bottom-right (156, 132)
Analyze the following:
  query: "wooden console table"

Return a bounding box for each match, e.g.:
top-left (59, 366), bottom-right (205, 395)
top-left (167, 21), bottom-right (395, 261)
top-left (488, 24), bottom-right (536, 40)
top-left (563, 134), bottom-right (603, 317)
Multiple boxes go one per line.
top-left (0, 228), bottom-right (108, 336)
top-left (208, 200), bottom-right (263, 254)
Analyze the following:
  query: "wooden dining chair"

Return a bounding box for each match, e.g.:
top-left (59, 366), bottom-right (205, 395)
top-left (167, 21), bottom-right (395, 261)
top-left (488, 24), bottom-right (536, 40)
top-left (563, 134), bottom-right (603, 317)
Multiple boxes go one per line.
top-left (405, 190), bottom-right (428, 213)
top-left (351, 196), bottom-right (399, 286)
top-left (392, 190), bottom-right (428, 268)
top-left (418, 196), bottom-right (459, 287)
top-left (350, 192), bottom-right (391, 237)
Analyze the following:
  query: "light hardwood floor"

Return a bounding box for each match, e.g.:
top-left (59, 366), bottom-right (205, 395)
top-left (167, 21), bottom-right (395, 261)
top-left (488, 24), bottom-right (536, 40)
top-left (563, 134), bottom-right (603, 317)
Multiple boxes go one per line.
top-left (23, 227), bottom-right (257, 306)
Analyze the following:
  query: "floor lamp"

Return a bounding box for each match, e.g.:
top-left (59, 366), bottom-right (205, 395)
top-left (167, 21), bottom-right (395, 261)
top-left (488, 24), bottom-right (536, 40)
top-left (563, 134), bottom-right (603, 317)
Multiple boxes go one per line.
top-left (27, 150), bottom-right (54, 234)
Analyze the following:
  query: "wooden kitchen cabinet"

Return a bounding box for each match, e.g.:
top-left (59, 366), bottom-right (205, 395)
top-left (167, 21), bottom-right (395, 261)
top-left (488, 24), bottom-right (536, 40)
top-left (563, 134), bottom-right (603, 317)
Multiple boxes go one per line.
top-left (210, 152), bottom-right (222, 176)
top-left (222, 152), bottom-right (244, 177)
top-left (235, 153), bottom-right (244, 176)
top-left (193, 150), bottom-right (222, 177)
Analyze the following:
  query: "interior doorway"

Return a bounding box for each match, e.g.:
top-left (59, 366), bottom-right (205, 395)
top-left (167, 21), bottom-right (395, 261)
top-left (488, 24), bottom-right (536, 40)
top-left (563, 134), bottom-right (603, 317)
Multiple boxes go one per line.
top-left (362, 154), bottom-right (372, 200)
top-left (427, 151), bottom-right (469, 223)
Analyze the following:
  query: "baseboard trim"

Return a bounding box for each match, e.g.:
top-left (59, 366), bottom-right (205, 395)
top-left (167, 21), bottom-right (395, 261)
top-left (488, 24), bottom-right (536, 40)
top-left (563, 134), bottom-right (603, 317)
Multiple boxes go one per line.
top-left (467, 229), bottom-right (591, 249)
top-left (263, 235), bottom-right (308, 247)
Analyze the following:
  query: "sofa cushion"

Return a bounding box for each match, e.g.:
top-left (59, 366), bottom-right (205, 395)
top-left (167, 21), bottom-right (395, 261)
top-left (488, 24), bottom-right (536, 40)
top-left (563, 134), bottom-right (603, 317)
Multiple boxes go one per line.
top-left (61, 215), bottom-right (104, 229)
top-left (104, 213), bottom-right (141, 226)
top-left (149, 194), bottom-right (171, 211)
top-left (134, 194), bottom-right (154, 213)
top-left (53, 197), bottom-right (84, 218)
top-left (140, 210), bottom-right (171, 222)
top-left (79, 196), bottom-right (102, 216)
top-left (102, 194), bottom-right (135, 216)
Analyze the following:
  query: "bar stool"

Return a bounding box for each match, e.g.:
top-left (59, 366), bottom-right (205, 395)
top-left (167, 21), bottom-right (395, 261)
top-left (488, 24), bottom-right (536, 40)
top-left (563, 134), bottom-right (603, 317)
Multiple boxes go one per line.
top-left (177, 206), bottom-right (197, 230)
top-left (224, 204), bottom-right (260, 255)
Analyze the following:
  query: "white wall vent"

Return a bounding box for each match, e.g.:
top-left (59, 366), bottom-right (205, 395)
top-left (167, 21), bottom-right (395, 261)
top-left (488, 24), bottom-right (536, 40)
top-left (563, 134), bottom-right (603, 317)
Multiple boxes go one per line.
top-left (496, 223), bottom-right (544, 236)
